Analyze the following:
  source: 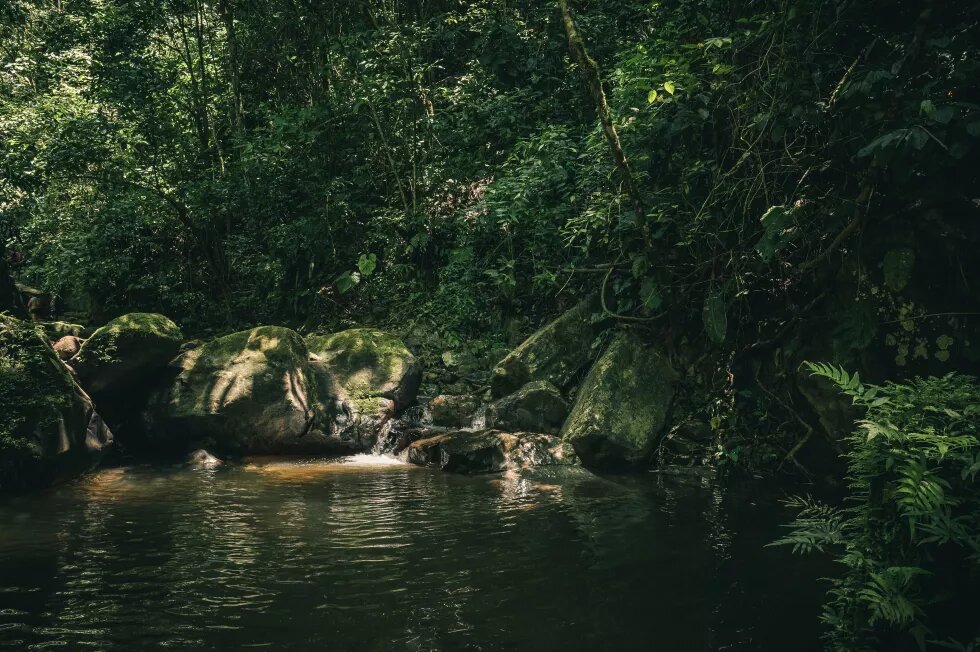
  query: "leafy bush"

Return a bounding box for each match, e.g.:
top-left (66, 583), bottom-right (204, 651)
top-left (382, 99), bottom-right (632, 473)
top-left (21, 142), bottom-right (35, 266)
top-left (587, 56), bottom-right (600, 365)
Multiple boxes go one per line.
top-left (776, 364), bottom-right (980, 650)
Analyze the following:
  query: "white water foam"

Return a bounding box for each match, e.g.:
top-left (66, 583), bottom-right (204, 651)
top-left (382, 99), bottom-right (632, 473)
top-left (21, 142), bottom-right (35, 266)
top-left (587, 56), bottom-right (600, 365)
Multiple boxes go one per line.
top-left (340, 453), bottom-right (408, 466)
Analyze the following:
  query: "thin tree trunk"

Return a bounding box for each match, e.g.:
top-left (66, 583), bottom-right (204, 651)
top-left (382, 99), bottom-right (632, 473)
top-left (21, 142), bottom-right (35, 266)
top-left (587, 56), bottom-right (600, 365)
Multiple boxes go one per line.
top-left (174, 14), bottom-right (211, 154)
top-left (558, 0), bottom-right (644, 224)
top-left (218, 0), bottom-right (243, 130)
top-left (194, 1), bottom-right (225, 171)
top-left (365, 98), bottom-right (411, 216)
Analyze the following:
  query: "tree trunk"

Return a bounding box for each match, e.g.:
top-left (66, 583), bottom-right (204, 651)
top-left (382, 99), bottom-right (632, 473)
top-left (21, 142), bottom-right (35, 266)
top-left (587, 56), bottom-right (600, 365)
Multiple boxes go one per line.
top-left (0, 257), bottom-right (21, 315)
top-left (218, 0), bottom-right (243, 130)
top-left (558, 0), bottom-right (644, 224)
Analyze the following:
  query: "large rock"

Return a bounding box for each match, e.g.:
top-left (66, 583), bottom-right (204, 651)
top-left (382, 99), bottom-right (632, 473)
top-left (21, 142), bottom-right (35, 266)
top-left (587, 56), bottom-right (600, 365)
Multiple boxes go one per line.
top-left (146, 326), bottom-right (324, 454)
top-left (429, 394), bottom-right (481, 428)
top-left (0, 316), bottom-right (112, 491)
top-left (561, 332), bottom-right (676, 467)
top-left (490, 300), bottom-right (599, 397)
top-left (73, 313), bottom-right (183, 394)
top-left (485, 381), bottom-right (569, 434)
top-left (306, 329), bottom-right (421, 449)
top-left (406, 429), bottom-right (578, 474)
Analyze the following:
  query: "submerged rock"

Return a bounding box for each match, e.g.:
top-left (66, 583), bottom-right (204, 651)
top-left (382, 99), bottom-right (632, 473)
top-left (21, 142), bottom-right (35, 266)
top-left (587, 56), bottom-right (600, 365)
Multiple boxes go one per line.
top-left (561, 332), bottom-right (676, 467)
top-left (147, 326), bottom-right (323, 454)
top-left (52, 335), bottom-right (83, 361)
top-left (490, 299), bottom-right (599, 398)
top-left (406, 429), bottom-right (577, 474)
top-left (429, 393), bottom-right (481, 428)
top-left (73, 313), bottom-right (183, 394)
top-left (186, 449), bottom-right (223, 469)
top-left (306, 329), bottom-right (421, 449)
top-left (0, 316), bottom-right (113, 491)
top-left (485, 380), bottom-right (569, 434)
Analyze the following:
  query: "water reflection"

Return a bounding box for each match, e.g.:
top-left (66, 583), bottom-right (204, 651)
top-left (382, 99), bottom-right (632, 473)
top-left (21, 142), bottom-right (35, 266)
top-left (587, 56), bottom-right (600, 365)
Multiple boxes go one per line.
top-left (0, 459), bottom-right (829, 651)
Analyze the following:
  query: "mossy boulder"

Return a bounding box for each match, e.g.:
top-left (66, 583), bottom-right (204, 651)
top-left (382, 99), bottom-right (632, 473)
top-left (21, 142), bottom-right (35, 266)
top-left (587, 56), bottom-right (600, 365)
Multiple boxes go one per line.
top-left (490, 300), bottom-right (599, 398)
top-left (73, 313), bottom-right (183, 394)
top-left (485, 381), bottom-right (569, 434)
top-left (306, 329), bottom-right (421, 448)
top-left (430, 394), bottom-right (481, 428)
top-left (406, 429), bottom-right (578, 474)
top-left (0, 316), bottom-right (112, 491)
top-left (146, 326), bottom-right (326, 454)
top-left (561, 332), bottom-right (676, 467)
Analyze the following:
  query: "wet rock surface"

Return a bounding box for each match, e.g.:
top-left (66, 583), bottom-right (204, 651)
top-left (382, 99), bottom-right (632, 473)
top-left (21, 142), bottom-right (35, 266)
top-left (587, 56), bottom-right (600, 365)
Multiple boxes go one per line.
top-left (406, 429), bottom-right (578, 474)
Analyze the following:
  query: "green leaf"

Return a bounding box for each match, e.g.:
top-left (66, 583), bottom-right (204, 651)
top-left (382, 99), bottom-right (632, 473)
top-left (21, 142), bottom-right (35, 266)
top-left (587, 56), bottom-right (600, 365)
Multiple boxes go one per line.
top-left (647, 89), bottom-right (658, 103)
top-left (640, 277), bottom-right (663, 310)
top-left (663, 81), bottom-right (676, 95)
top-left (357, 253), bottom-right (377, 277)
top-left (930, 105), bottom-right (955, 125)
top-left (755, 205), bottom-right (797, 260)
top-left (630, 254), bottom-right (650, 278)
top-left (335, 271), bottom-right (360, 294)
top-left (702, 292), bottom-right (727, 344)
top-left (857, 129), bottom-right (910, 158)
top-left (883, 248), bottom-right (915, 292)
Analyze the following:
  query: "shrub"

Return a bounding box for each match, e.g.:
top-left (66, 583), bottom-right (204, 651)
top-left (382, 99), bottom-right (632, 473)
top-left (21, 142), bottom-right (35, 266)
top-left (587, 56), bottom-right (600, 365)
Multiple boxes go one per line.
top-left (776, 364), bottom-right (980, 651)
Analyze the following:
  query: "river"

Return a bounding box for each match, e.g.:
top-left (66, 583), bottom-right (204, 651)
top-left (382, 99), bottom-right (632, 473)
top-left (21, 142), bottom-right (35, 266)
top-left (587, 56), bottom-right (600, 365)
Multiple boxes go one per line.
top-left (0, 456), bottom-right (830, 650)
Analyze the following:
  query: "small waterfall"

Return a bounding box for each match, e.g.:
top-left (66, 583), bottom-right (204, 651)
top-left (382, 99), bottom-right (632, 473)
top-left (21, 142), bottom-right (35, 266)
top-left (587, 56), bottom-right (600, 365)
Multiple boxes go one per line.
top-left (466, 407), bottom-right (487, 431)
top-left (369, 401), bottom-right (433, 460)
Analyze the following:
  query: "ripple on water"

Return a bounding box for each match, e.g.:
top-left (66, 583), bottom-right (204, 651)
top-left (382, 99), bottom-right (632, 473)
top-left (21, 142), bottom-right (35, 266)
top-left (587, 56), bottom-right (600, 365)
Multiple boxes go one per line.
top-left (0, 459), bottom-right (830, 651)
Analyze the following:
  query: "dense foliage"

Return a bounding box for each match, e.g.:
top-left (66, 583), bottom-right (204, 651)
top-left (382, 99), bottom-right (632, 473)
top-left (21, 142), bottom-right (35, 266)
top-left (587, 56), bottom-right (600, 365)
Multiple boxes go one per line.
top-left (777, 364), bottom-right (980, 650)
top-left (3, 2), bottom-right (980, 645)
top-left (2, 1), bottom-right (980, 465)
top-left (2, 0), bottom-right (977, 327)
top-left (0, 315), bottom-right (75, 487)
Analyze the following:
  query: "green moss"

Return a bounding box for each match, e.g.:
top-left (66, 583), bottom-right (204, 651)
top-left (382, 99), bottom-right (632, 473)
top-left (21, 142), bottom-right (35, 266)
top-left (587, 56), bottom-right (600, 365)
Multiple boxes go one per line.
top-left (307, 329), bottom-right (415, 400)
top-left (175, 326), bottom-right (310, 413)
top-left (883, 247), bottom-right (915, 293)
top-left (148, 326), bottom-right (317, 452)
top-left (197, 326), bottom-right (306, 368)
top-left (561, 332), bottom-right (676, 466)
top-left (490, 300), bottom-right (599, 397)
top-left (73, 313), bottom-right (183, 392)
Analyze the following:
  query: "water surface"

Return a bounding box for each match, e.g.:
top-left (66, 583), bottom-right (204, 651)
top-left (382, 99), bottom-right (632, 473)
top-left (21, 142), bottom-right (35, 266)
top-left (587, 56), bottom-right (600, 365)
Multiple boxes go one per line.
top-left (0, 457), bottom-right (829, 650)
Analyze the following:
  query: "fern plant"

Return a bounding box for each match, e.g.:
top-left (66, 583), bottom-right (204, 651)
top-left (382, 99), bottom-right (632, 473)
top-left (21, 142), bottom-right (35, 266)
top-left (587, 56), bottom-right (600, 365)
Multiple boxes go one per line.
top-left (775, 364), bottom-right (980, 651)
